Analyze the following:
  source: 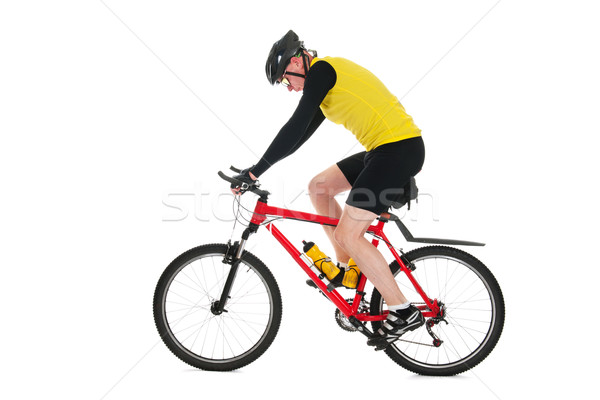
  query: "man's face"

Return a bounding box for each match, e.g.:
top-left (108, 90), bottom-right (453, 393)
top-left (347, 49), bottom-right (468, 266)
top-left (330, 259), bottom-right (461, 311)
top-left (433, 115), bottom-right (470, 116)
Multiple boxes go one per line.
top-left (280, 57), bottom-right (305, 92)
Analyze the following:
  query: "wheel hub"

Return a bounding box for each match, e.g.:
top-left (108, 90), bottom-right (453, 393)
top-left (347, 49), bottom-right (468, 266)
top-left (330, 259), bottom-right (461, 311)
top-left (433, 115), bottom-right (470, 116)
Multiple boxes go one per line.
top-left (210, 300), bottom-right (226, 315)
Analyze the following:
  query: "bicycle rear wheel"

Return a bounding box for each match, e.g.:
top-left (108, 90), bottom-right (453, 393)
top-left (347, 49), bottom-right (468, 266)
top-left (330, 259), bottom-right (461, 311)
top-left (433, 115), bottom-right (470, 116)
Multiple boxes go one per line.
top-left (370, 246), bottom-right (504, 376)
top-left (153, 243), bottom-right (282, 371)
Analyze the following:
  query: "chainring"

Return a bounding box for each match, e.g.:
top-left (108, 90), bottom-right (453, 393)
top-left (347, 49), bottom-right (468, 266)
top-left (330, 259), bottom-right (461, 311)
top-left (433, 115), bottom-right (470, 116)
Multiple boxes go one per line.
top-left (334, 298), bottom-right (369, 332)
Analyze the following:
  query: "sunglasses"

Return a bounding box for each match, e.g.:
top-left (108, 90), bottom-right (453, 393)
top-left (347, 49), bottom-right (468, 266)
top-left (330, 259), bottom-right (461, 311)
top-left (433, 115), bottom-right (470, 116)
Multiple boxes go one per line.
top-left (279, 70), bottom-right (305, 87)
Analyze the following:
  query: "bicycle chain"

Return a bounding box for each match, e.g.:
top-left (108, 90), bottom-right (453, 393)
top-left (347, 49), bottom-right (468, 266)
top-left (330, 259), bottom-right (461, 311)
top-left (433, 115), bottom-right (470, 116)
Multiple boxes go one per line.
top-left (394, 338), bottom-right (437, 347)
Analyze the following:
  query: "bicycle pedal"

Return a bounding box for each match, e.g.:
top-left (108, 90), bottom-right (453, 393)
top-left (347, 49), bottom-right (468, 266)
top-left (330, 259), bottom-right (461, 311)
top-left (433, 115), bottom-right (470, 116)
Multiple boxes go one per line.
top-left (375, 343), bottom-right (392, 351)
top-left (305, 279), bottom-right (318, 289)
top-left (373, 338), bottom-right (397, 351)
top-left (367, 334), bottom-right (399, 351)
top-left (305, 279), bottom-right (338, 292)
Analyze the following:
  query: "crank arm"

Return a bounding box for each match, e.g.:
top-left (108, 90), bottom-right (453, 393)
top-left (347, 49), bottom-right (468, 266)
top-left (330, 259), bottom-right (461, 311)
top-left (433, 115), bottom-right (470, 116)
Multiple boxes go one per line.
top-left (348, 316), bottom-right (375, 339)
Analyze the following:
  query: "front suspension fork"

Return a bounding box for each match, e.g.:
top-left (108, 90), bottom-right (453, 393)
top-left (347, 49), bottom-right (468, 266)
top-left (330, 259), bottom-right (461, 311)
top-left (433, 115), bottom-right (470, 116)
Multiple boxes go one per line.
top-left (213, 226), bottom-right (255, 314)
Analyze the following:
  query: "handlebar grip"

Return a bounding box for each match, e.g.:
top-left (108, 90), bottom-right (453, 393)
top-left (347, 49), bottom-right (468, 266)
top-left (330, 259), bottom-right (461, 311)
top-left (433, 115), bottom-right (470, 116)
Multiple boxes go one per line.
top-left (218, 171), bottom-right (240, 185)
top-left (229, 166), bottom-right (242, 173)
top-left (217, 170), bottom-right (270, 198)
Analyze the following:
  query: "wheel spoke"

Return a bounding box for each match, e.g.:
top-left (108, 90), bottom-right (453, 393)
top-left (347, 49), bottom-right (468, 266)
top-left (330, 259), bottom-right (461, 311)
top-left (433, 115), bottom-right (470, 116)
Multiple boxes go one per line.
top-left (223, 312), bottom-right (257, 348)
top-left (447, 315), bottom-right (490, 337)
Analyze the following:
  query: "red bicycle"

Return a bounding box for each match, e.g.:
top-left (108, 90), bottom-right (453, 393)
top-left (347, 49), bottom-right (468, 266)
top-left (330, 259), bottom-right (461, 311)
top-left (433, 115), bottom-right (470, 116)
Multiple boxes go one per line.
top-left (153, 168), bottom-right (504, 376)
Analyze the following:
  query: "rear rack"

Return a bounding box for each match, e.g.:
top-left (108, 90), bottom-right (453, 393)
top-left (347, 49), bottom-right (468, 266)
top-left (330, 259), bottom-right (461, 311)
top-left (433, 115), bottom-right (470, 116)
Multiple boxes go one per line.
top-left (380, 213), bottom-right (485, 247)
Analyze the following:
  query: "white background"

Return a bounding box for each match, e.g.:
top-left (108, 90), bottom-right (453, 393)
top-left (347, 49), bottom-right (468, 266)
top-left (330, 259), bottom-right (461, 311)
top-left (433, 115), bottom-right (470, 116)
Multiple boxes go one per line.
top-left (1, 1), bottom-right (599, 399)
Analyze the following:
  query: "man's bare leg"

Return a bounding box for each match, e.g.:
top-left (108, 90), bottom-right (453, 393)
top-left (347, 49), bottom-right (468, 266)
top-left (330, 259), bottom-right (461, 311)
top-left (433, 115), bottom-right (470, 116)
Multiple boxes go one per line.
top-left (333, 204), bottom-right (408, 306)
top-left (308, 165), bottom-right (352, 263)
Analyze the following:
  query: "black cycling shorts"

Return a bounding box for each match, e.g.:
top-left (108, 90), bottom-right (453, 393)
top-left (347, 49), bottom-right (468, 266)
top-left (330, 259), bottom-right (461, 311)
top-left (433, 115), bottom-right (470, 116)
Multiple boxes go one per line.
top-left (336, 136), bottom-right (425, 215)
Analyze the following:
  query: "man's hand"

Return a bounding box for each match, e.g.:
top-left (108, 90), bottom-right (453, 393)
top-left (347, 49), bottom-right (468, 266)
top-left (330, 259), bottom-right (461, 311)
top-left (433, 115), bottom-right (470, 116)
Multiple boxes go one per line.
top-left (230, 167), bottom-right (258, 195)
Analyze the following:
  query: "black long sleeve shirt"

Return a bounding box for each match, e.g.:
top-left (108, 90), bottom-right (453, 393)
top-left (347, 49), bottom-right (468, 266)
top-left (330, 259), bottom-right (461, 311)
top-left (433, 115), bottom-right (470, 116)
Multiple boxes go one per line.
top-left (251, 60), bottom-right (337, 177)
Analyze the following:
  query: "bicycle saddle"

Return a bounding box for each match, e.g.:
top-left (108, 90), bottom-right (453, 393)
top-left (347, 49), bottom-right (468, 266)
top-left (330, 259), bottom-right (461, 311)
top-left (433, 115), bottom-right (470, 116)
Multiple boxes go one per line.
top-left (390, 177), bottom-right (418, 210)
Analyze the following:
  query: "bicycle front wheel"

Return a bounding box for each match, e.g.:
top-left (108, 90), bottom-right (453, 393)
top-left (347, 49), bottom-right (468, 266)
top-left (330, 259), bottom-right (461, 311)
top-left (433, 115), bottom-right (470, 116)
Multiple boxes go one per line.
top-left (370, 246), bottom-right (504, 376)
top-left (153, 243), bottom-right (282, 371)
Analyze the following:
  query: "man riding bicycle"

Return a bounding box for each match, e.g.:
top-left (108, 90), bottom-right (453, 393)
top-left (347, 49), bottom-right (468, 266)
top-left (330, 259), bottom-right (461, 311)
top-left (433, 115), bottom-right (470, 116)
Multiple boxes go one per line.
top-left (231, 30), bottom-right (426, 349)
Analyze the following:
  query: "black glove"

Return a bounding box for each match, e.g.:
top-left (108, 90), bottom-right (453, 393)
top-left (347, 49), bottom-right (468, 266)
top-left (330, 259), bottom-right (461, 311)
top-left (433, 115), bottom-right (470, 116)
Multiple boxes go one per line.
top-left (230, 166), bottom-right (256, 193)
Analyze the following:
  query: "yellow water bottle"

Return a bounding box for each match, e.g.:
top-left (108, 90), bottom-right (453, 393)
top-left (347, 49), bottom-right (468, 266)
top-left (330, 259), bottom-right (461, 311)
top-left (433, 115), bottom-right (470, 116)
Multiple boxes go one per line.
top-left (341, 258), bottom-right (361, 289)
top-left (302, 241), bottom-right (341, 282)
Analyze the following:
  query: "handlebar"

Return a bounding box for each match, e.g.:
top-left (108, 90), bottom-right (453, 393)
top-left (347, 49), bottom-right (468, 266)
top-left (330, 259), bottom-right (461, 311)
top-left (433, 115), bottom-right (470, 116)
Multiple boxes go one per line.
top-left (218, 166), bottom-right (270, 199)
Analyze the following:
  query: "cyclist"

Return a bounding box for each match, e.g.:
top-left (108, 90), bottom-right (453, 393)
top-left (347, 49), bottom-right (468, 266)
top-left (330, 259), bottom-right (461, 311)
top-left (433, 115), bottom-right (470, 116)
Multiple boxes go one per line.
top-left (231, 30), bottom-right (425, 349)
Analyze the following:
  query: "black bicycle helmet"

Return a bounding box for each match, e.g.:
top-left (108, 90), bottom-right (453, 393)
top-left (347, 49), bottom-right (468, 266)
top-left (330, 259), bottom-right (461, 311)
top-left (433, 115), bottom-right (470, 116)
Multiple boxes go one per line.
top-left (265, 30), bottom-right (305, 85)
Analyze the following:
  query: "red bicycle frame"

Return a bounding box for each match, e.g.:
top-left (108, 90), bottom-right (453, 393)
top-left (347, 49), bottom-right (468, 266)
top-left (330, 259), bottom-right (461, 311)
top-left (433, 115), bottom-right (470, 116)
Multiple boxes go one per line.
top-left (248, 199), bottom-right (441, 321)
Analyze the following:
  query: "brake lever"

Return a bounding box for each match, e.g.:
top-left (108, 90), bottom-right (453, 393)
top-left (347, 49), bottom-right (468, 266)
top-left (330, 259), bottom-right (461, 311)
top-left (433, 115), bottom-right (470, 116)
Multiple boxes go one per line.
top-left (226, 166), bottom-right (258, 189)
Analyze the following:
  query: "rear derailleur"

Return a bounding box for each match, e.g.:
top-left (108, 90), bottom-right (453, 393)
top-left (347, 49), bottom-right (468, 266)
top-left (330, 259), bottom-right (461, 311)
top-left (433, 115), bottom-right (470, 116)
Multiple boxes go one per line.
top-left (425, 302), bottom-right (448, 347)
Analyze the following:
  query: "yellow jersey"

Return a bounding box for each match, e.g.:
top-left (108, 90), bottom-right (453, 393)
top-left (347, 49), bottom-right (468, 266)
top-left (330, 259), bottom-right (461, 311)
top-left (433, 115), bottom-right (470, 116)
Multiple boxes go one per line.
top-left (311, 57), bottom-right (421, 151)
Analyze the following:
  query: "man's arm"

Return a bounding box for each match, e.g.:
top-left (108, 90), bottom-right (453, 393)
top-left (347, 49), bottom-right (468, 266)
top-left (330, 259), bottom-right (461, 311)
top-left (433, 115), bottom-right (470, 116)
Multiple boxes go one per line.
top-left (251, 61), bottom-right (336, 178)
top-left (281, 108), bottom-right (326, 159)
